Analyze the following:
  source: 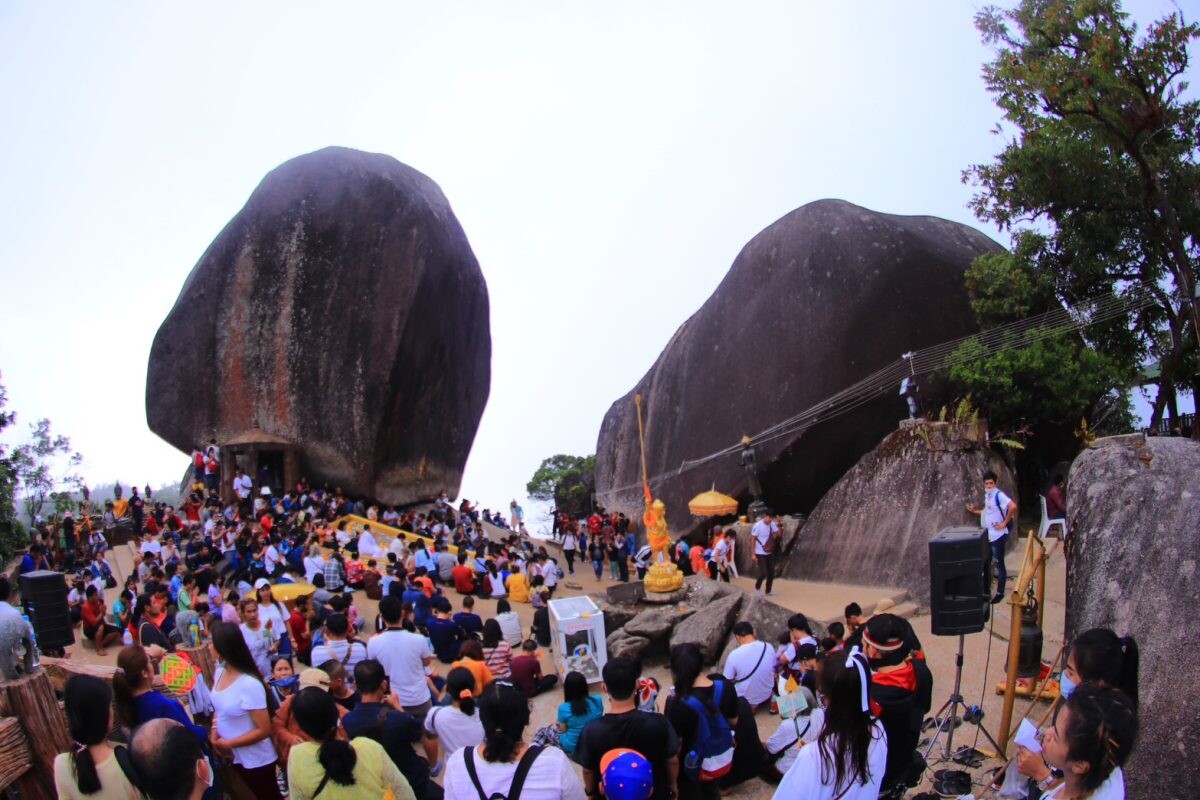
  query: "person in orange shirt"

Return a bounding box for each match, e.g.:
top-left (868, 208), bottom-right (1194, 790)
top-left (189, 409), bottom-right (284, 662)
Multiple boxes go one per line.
top-left (450, 640), bottom-right (494, 696)
top-left (505, 569), bottom-right (531, 603)
top-left (690, 542), bottom-right (707, 577)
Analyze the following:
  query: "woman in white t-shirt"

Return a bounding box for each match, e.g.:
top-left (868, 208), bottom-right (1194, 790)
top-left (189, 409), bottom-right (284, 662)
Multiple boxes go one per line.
top-left (210, 620), bottom-right (283, 800)
top-left (237, 598), bottom-right (278, 678)
top-left (444, 680), bottom-right (585, 800)
top-left (425, 667), bottom-right (486, 771)
top-left (494, 599), bottom-right (524, 648)
top-left (254, 578), bottom-right (293, 663)
top-left (773, 650), bottom-right (887, 800)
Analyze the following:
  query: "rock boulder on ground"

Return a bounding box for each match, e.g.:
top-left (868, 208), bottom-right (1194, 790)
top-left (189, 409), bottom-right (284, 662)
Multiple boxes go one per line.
top-left (594, 598), bottom-right (639, 637)
top-left (1065, 434), bottom-right (1200, 800)
top-left (606, 629), bottom-right (652, 661)
top-left (594, 199), bottom-right (998, 534)
top-left (669, 592), bottom-right (743, 663)
top-left (783, 420), bottom-right (1015, 604)
top-left (624, 605), bottom-right (697, 640)
top-left (147, 147), bottom-right (490, 505)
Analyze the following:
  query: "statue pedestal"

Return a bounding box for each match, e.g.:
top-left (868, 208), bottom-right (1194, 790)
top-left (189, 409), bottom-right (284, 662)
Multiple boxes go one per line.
top-left (644, 561), bottom-right (684, 594)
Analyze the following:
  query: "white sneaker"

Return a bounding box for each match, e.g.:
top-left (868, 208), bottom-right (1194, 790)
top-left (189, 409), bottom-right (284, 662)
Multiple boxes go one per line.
top-left (755, 589), bottom-right (764, 597)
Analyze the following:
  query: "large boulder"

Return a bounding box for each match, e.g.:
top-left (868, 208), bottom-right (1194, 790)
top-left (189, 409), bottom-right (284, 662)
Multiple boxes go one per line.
top-left (593, 200), bottom-right (998, 535)
top-left (669, 592), bottom-right (743, 663)
top-left (594, 598), bottom-right (639, 637)
top-left (624, 605), bottom-right (697, 640)
top-left (147, 147), bottom-right (490, 505)
top-left (1065, 434), bottom-right (1200, 800)
top-left (782, 420), bottom-right (1015, 604)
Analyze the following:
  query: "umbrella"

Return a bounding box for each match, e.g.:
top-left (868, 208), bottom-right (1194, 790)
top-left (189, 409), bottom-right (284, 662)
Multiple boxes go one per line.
top-left (688, 488), bottom-right (739, 517)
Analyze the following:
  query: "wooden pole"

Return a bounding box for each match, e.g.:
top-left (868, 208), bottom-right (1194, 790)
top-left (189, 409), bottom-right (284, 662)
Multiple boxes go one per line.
top-left (1, 670), bottom-right (70, 800)
top-left (634, 394), bottom-right (649, 490)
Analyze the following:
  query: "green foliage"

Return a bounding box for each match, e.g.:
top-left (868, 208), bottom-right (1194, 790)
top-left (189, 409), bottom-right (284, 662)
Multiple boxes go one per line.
top-left (526, 454), bottom-right (596, 504)
top-left (0, 377), bottom-right (27, 562)
top-left (11, 417), bottom-right (84, 524)
top-left (963, 1), bottom-right (1200, 427)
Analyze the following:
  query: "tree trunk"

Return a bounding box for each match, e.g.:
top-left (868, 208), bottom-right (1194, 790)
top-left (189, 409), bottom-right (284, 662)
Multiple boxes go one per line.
top-left (1149, 383), bottom-right (1168, 430)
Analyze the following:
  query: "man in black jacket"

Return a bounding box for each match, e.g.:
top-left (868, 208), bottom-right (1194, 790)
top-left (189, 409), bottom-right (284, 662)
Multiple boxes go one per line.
top-left (862, 614), bottom-right (933, 797)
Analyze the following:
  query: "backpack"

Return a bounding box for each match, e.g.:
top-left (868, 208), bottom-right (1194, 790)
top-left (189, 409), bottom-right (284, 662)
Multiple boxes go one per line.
top-left (463, 744), bottom-right (544, 800)
top-left (994, 492), bottom-right (1016, 536)
top-left (680, 681), bottom-right (735, 782)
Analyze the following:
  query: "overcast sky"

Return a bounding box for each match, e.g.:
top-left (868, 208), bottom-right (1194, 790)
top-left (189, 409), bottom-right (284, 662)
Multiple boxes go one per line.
top-left (0, 1), bottom-right (1192, 528)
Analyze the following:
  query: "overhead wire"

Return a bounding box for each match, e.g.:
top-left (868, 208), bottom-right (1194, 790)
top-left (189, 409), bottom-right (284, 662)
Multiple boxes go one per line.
top-left (596, 284), bottom-right (1166, 502)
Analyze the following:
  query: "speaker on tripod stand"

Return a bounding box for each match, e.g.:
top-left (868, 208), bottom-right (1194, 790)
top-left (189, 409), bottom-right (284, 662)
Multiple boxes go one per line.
top-left (923, 527), bottom-right (1001, 764)
top-left (18, 570), bottom-right (75, 650)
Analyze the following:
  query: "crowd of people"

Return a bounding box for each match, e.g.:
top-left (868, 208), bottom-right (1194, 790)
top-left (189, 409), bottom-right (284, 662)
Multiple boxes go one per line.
top-left (3, 462), bottom-right (1141, 800)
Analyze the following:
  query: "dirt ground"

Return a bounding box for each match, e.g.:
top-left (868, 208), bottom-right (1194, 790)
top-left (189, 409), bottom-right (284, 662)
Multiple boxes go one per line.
top-left (75, 535), bottom-right (1065, 799)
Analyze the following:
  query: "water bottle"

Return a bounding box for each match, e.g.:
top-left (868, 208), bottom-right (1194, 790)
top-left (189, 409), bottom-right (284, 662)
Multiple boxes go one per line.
top-left (189, 622), bottom-right (201, 647)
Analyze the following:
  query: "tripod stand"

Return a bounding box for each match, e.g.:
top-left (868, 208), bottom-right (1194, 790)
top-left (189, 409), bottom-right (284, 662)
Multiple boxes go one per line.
top-left (923, 633), bottom-right (1002, 762)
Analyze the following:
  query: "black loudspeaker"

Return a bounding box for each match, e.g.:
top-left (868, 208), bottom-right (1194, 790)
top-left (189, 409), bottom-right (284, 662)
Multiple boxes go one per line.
top-left (18, 570), bottom-right (75, 649)
top-left (929, 526), bottom-right (991, 636)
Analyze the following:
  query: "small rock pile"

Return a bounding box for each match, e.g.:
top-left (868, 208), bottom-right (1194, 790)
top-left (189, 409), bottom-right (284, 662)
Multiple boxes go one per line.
top-left (597, 575), bottom-right (823, 665)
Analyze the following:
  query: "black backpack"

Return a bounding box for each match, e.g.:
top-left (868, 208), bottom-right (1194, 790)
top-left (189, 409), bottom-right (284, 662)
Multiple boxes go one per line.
top-left (463, 745), bottom-right (544, 800)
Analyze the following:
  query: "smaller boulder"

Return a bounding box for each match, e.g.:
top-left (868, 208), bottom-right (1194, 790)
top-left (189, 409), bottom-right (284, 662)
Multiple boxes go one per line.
top-left (605, 582), bottom-right (646, 605)
top-left (682, 575), bottom-right (739, 608)
top-left (594, 599), bottom-right (640, 637)
top-left (624, 605), bottom-right (697, 640)
top-left (607, 629), bottom-right (652, 661)
top-left (670, 593), bottom-right (744, 664)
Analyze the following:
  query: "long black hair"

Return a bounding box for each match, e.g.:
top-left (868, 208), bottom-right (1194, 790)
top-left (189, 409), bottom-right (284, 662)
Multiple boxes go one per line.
top-left (64, 675), bottom-right (113, 795)
top-left (210, 620), bottom-right (266, 683)
top-left (669, 643), bottom-right (704, 700)
top-left (482, 618), bottom-right (503, 649)
top-left (1071, 628), bottom-right (1139, 707)
top-left (446, 667), bottom-right (477, 716)
top-left (1060, 684), bottom-right (1138, 792)
top-left (293, 687), bottom-right (357, 787)
top-left (478, 681), bottom-right (531, 762)
top-left (563, 671), bottom-right (591, 717)
top-left (815, 651), bottom-right (876, 794)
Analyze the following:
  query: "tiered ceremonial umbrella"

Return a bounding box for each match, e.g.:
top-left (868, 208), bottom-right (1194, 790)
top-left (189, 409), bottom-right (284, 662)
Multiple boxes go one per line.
top-left (688, 487), bottom-right (739, 517)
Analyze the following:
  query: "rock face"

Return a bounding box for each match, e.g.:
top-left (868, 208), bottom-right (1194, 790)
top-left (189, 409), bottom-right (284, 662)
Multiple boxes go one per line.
top-left (146, 147), bottom-right (490, 505)
top-left (1065, 434), bottom-right (1200, 800)
top-left (594, 200), bottom-right (998, 534)
top-left (783, 420), bottom-right (1015, 604)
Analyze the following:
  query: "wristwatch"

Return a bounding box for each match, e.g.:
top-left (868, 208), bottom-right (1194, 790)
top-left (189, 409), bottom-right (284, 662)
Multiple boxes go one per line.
top-left (1038, 767), bottom-right (1064, 790)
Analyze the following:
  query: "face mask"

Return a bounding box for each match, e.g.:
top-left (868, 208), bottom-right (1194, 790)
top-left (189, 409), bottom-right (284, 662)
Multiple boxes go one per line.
top-left (1059, 672), bottom-right (1076, 699)
top-left (985, 487), bottom-right (997, 498)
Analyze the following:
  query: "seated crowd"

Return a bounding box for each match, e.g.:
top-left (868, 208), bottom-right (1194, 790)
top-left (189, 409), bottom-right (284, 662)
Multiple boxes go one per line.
top-left (15, 469), bottom-right (1140, 800)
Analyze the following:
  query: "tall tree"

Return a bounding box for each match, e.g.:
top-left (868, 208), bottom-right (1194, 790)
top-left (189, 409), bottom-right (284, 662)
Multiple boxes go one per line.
top-left (11, 418), bottom-right (84, 524)
top-left (0, 376), bottom-right (23, 561)
top-left (962, 0), bottom-right (1199, 430)
top-left (526, 454), bottom-right (596, 511)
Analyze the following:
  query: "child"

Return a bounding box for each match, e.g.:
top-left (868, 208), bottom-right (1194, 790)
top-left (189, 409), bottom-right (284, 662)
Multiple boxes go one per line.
top-left (589, 538), bottom-right (605, 581)
top-left (530, 576), bottom-right (547, 608)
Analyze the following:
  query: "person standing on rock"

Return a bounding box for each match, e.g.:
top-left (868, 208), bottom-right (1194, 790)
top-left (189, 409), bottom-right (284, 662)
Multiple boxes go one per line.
top-left (751, 511), bottom-right (780, 596)
top-left (966, 470), bottom-right (1017, 603)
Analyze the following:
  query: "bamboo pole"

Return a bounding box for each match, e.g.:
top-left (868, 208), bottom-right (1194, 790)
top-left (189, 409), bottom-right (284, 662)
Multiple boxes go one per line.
top-left (997, 531), bottom-right (1047, 753)
top-left (634, 394), bottom-right (649, 489)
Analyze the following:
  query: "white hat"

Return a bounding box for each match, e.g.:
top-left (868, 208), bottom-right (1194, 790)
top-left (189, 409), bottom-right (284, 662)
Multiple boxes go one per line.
top-left (253, 577), bottom-right (270, 590)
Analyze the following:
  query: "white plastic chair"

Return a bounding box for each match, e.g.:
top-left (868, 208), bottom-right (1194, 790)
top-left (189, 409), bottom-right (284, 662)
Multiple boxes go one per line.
top-left (1038, 494), bottom-right (1067, 539)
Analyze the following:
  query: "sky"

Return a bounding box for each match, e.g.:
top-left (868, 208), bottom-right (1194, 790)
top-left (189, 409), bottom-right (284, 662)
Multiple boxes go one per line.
top-left (0, 1), bottom-right (1193, 530)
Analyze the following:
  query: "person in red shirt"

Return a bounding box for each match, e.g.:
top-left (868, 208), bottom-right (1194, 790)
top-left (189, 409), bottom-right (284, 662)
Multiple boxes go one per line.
top-left (80, 585), bottom-right (122, 656)
top-left (509, 639), bottom-right (559, 698)
top-left (451, 552), bottom-right (476, 595)
top-left (288, 595), bottom-right (313, 664)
